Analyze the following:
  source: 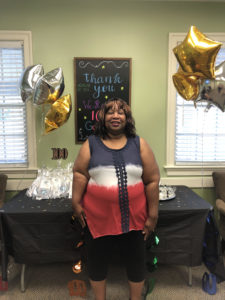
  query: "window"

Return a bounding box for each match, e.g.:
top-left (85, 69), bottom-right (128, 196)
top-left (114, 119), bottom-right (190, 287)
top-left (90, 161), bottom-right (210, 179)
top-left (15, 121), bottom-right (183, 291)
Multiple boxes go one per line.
top-left (166, 32), bottom-right (225, 187)
top-left (0, 41), bottom-right (27, 165)
top-left (0, 31), bottom-right (37, 190)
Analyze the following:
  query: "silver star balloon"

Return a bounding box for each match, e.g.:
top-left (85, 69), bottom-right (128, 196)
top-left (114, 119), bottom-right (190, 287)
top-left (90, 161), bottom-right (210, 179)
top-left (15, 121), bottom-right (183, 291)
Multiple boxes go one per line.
top-left (195, 62), bottom-right (225, 112)
top-left (20, 64), bottom-right (44, 102)
top-left (33, 67), bottom-right (64, 105)
top-left (215, 60), bottom-right (225, 81)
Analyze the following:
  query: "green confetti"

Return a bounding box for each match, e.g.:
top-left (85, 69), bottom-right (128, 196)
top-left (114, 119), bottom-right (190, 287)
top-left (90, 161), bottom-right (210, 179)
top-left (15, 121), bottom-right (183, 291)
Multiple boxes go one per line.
top-left (153, 257), bottom-right (158, 265)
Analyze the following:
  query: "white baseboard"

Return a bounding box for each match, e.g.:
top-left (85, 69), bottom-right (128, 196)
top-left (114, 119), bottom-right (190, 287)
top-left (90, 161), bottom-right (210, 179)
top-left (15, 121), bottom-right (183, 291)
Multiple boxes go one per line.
top-left (6, 179), bottom-right (35, 191)
top-left (160, 177), bottom-right (213, 188)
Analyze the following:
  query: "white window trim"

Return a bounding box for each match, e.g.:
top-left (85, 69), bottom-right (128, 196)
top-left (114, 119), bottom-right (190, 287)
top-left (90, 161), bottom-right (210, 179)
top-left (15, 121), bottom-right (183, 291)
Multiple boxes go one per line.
top-left (0, 31), bottom-right (37, 190)
top-left (165, 32), bottom-right (225, 187)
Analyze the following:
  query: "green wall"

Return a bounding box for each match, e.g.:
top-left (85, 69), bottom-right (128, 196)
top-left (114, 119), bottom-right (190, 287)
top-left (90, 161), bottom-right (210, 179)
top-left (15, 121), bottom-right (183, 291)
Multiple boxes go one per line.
top-left (1, 0), bottom-right (224, 203)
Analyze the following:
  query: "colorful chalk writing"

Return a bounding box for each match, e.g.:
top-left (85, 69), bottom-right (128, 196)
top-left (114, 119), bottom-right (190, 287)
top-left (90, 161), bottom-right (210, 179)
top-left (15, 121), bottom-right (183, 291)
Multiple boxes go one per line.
top-left (74, 58), bottom-right (131, 143)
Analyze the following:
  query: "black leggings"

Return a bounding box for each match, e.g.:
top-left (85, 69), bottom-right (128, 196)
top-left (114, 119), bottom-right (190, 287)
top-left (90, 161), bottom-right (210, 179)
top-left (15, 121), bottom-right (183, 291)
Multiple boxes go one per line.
top-left (84, 227), bottom-right (146, 282)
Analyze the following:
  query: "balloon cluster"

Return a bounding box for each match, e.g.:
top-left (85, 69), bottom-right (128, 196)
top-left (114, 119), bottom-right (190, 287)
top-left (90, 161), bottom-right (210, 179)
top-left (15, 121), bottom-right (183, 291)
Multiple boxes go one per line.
top-left (26, 163), bottom-right (73, 200)
top-left (20, 65), bottom-right (72, 133)
top-left (173, 26), bottom-right (225, 112)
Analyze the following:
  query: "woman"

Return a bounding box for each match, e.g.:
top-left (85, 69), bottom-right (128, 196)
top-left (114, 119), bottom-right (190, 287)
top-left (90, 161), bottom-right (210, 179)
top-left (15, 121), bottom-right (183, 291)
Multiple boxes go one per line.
top-left (72, 98), bottom-right (160, 300)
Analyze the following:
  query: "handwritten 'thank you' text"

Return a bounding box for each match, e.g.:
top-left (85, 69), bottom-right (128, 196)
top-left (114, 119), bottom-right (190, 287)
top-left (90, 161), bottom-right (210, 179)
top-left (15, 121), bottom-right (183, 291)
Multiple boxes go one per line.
top-left (83, 72), bottom-right (122, 99)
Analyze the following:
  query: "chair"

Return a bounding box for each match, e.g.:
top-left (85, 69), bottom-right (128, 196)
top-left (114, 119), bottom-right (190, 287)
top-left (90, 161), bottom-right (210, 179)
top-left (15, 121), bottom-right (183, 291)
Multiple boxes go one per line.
top-left (0, 173), bottom-right (8, 268)
top-left (0, 173), bottom-right (8, 209)
top-left (212, 172), bottom-right (225, 249)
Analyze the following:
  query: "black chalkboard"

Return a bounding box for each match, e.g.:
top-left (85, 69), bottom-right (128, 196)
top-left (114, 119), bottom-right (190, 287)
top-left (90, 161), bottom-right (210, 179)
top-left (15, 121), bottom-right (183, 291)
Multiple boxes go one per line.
top-left (74, 57), bottom-right (132, 143)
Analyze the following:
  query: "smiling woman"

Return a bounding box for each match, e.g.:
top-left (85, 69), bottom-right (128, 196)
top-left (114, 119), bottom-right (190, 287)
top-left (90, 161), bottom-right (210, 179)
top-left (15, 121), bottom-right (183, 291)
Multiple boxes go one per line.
top-left (105, 106), bottom-right (125, 132)
top-left (72, 97), bottom-right (160, 300)
top-left (94, 98), bottom-right (136, 139)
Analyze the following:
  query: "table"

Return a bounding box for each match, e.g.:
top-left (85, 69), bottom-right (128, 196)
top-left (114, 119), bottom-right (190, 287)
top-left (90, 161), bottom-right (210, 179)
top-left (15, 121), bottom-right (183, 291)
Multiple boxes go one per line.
top-left (150, 185), bottom-right (212, 285)
top-left (0, 189), bottom-right (81, 291)
top-left (152, 185), bottom-right (212, 266)
top-left (0, 186), bottom-right (212, 290)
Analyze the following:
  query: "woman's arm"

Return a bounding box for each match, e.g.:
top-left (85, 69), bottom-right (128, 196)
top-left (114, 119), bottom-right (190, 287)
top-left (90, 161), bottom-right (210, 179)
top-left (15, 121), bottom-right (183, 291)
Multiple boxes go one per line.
top-left (72, 139), bottom-right (91, 227)
top-left (140, 137), bottom-right (160, 240)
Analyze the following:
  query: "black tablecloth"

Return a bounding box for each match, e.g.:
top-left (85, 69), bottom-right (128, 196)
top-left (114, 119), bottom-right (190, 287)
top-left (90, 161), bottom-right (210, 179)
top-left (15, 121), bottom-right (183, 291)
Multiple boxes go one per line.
top-left (152, 186), bottom-right (213, 266)
top-left (1, 190), bottom-right (81, 266)
top-left (0, 185), bottom-right (212, 282)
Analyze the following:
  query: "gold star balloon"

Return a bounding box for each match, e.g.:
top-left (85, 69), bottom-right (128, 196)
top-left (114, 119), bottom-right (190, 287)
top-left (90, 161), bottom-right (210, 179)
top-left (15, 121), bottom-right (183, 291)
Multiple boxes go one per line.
top-left (44, 94), bottom-right (72, 134)
top-left (172, 68), bottom-right (200, 100)
top-left (173, 26), bottom-right (222, 79)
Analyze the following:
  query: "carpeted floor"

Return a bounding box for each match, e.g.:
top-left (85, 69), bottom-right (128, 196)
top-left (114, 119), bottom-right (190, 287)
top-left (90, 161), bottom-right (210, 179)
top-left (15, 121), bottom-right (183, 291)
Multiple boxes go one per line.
top-left (0, 255), bottom-right (225, 300)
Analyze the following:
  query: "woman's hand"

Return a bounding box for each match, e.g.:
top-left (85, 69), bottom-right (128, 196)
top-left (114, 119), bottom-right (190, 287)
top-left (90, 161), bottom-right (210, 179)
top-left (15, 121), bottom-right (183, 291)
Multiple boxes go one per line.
top-left (142, 216), bottom-right (158, 241)
top-left (72, 203), bottom-right (86, 228)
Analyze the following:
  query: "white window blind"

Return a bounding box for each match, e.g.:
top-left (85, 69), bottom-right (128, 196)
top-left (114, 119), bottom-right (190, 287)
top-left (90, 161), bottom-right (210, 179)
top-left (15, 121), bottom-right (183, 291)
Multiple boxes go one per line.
top-left (0, 40), bottom-right (28, 166)
top-left (175, 46), bottom-right (225, 164)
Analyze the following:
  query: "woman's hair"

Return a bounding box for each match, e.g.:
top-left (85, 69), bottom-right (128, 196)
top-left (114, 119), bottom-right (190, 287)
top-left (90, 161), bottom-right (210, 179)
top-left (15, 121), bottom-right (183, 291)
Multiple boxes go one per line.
top-left (94, 97), bottom-right (136, 139)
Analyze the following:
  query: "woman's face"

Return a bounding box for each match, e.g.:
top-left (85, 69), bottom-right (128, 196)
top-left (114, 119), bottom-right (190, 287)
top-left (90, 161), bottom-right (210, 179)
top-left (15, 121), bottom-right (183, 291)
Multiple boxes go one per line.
top-left (104, 103), bottom-right (126, 135)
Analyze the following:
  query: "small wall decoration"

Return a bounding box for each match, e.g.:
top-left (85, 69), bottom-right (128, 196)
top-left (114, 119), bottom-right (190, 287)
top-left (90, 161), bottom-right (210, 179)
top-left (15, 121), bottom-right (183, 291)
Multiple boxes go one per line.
top-left (74, 57), bottom-right (132, 143)
top-left (51, 148), bottom-right (68, 160)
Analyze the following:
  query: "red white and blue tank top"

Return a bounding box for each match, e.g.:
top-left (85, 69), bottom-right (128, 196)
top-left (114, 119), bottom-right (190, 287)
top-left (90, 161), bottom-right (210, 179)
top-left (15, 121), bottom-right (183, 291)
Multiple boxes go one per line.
top-left (82, 135), bottom-right (147, 238)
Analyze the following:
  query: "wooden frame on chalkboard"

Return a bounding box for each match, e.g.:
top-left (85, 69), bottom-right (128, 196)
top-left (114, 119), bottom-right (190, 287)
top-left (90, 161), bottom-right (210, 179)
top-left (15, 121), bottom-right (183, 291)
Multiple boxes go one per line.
top-left (74, 57), bottom-right (132, 144)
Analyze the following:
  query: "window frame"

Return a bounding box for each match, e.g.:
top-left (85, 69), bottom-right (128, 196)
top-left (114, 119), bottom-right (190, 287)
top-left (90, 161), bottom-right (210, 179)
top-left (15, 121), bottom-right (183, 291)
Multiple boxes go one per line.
top-left (0, 31), bottom-right (37, 190)
top-left (165, 32), bottom-right (225, 187)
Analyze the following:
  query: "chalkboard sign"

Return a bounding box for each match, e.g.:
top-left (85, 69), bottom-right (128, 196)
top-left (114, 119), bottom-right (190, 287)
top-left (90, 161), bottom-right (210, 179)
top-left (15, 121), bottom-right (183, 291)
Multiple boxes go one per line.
top-left (74, 57), bottom-right (132, 143)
